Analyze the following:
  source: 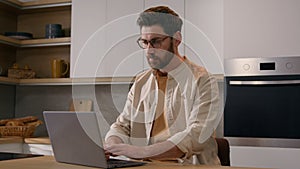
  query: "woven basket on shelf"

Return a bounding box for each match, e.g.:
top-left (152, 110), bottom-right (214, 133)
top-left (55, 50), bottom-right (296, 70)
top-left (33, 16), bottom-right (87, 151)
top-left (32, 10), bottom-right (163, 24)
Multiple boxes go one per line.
top-left (0, 125), bottom-right (36, 138)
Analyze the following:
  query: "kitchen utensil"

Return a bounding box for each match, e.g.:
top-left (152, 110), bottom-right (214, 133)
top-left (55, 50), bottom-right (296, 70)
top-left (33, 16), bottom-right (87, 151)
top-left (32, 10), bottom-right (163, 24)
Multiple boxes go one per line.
top-left (45, 24), bottom-right (62, 38)
top-left (51, 59), bottom-right (69, 78)
top-left (4, 32), bottom-right (33, 39)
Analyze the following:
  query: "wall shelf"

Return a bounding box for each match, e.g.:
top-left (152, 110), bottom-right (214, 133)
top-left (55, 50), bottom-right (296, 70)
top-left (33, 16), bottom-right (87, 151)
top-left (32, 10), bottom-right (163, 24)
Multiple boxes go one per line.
top-left (4, 0), bottom-right (71, 9)
top-left (0, 35), bottom-right (71, 47)
top-left (0, 77), bottom-right (135, 86)
top-left (0, 74), bottom-right (224, 86)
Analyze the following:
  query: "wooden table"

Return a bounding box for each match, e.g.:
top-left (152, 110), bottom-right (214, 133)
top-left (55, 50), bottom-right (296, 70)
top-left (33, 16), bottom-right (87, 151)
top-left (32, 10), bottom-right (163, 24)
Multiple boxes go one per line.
top-left (0, 155), bottom-right (268, 169)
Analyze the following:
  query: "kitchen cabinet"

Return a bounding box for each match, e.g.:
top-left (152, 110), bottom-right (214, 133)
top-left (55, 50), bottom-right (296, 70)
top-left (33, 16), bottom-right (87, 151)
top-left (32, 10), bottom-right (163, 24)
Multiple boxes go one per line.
top-left (71, 0), bottom-right (143, 78)
top-left (0, 137), bottom-right (23, 153)
top-left (71, 0), bottom-right (185, 78)
top-left (70, 0), bottom-right (105, 78)
top-left (223, 0), bottom-right (300, 59)
top-left (0, 0), bottom-right (71, 84)
top-left (97, 0), bottom-right (144, 77)
top-left (185, 0), bottom-right (224, 74)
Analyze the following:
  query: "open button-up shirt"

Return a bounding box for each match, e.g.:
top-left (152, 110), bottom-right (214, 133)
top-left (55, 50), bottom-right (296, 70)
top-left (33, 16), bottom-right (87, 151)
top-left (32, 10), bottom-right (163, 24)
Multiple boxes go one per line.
top-left (105, 57), bottom-right (222, 165)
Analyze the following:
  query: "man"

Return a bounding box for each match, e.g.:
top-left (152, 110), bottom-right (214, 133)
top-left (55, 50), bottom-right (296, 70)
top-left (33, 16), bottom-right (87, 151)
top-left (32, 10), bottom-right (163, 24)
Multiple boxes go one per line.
top-left (105, 6), bottom-right (221, 165)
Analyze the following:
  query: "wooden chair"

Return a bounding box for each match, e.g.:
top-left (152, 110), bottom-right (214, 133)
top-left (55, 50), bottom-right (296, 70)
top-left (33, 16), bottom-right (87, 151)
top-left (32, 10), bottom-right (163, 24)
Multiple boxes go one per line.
top-left (215, 137), bottom-right (230, 166)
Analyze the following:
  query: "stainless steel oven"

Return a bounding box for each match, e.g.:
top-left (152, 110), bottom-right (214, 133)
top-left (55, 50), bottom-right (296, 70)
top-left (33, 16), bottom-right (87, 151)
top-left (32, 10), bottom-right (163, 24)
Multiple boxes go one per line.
top-left (224, 56), bottom-right (300, 148)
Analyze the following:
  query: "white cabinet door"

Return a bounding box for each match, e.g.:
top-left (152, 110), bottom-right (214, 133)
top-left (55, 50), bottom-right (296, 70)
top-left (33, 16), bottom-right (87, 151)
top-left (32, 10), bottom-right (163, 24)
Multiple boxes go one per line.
top-left (71, 0), bottom-right (144, 78)
top-left (101, 0), bottom-right (144, 77)
top-left (71, 0), bottom-right (107, 78)
top-left (0, 143), bottom-right (23, 153)
top-left (143, 0), bottom-right (185, 71)
top-left (223, 0), bottom-right (300, 60)
top-left (185, 0), bottom-right (224, 74)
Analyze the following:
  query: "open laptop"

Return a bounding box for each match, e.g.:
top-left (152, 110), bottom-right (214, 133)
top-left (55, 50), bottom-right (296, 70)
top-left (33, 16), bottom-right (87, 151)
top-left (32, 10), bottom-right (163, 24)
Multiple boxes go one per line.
top-left (43, 111), bottom-right (146, 169)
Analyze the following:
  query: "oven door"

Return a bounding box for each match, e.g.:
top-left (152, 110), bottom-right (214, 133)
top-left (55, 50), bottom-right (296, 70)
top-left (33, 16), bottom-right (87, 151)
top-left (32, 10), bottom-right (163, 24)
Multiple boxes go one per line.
top-left (224, 75), bottom-right (300, 148)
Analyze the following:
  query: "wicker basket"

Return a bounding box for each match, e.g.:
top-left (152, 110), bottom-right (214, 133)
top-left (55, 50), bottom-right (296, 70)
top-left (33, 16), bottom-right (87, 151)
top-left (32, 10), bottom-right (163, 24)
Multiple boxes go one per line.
top-left (0, 125), bottom-right (36, 137)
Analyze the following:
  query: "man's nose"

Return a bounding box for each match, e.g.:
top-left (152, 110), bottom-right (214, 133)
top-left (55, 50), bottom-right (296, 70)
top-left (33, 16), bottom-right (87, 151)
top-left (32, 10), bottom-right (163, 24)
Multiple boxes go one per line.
top-left (145, 44), bottom-right (155, 54)
top-left (146, 48), bottom-right (155, 56)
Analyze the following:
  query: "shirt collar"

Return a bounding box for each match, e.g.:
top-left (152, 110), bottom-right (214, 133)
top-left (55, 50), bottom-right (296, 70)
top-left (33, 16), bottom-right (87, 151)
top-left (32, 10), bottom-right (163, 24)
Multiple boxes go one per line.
top-left (152, 69), bottom-right (168, 77)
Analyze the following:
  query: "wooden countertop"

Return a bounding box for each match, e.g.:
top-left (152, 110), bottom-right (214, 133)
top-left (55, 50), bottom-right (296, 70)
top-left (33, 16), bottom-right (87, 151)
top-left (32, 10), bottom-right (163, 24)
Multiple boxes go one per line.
top-left (0, 156), bottom-right (268, 169)
top-left (0, 137), bottom-right (23, 144)
top-left (0, 137), bottom-right (50, 144)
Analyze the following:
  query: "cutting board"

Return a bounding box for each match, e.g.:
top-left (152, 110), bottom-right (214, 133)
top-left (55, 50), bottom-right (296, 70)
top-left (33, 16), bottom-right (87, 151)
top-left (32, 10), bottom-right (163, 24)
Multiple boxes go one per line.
top-left (69, 99), bottom-right (93, 111)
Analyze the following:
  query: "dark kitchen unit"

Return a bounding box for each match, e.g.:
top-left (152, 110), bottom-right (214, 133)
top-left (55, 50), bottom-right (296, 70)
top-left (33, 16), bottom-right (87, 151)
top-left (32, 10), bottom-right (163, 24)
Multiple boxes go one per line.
top-left (0, 152), bottom-right (42, 161)
top-left (224, 56), bottom-right (300, 148)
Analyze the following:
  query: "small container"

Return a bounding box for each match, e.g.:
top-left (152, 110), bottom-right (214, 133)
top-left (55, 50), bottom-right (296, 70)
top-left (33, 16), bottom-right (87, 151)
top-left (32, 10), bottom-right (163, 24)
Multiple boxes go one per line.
top-left (45, 24), bottom-right (62, 38)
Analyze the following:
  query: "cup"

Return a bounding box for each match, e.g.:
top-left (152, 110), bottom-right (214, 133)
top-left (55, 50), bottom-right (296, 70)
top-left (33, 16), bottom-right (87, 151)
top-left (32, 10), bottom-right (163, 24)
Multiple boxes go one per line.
top-left (51, 59), bottom-right (69, 78)
top-left (45, 24), bottom-right (62, 38)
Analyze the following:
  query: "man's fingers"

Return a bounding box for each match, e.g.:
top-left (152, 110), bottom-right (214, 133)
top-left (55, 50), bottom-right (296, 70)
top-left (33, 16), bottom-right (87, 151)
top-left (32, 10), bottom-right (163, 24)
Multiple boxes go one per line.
top-left (104, 144), bottom-right (132, 157)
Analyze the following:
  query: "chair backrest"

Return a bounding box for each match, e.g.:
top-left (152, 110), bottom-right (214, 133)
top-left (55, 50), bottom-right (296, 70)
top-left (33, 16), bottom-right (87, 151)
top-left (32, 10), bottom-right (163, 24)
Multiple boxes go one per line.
top-left (215, 137), bottom-right (230, 166)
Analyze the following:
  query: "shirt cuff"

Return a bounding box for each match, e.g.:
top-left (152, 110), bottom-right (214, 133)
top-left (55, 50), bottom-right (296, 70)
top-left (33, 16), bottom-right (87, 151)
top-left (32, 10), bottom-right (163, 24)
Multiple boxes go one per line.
top-left (167, 132), bottom-right (193, 161)
top-left (105, 129), bottom-right (130, 144)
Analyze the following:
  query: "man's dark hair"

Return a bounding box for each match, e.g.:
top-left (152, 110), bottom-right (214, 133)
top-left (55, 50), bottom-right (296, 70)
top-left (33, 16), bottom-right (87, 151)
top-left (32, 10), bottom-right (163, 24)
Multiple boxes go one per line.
top-left (136, 6), bottom-right (183, 36)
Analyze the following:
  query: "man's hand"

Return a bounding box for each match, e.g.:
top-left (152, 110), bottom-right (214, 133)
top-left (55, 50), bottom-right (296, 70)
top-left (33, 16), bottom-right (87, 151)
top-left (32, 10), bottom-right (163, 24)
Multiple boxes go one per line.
top-left (104, 143), bottom-right (147, 159)
top-left (104, 140), bottom-right (184, 160)
top-left (104, 136), bottom-right (124, 160)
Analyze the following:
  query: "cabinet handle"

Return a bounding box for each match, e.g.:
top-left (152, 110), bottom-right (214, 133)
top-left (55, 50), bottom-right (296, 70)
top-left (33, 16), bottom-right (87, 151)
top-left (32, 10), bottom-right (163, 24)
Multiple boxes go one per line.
top-left (229, 80), bottom-right (300, 85)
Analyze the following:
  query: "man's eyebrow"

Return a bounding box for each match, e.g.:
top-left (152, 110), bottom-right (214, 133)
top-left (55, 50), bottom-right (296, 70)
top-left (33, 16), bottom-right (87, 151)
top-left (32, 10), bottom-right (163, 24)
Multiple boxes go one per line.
top-left (141, 37), bottom-right (164, 41)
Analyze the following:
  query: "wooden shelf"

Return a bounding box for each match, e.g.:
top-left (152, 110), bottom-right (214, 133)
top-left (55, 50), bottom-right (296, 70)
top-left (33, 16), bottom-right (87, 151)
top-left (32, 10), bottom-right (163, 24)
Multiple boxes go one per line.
top-left (21, 37), bottom-right (71, 47)
top-left (0, 75), bottom-right (224, 86)
top-left (24, 137), bottom-right (51, 144)
top-left (5, 0), bottom-right (71, 9)
top-left (0, 76), bottom-right (19, 85)
top-left (0, 35), bottom-right (70, 47)
top-left (0, 77), bottom-right (135, 86)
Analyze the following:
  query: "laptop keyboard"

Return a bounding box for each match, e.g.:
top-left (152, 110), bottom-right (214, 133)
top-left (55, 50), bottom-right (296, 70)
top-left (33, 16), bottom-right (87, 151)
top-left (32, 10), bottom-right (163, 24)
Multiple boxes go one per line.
top-left (107, 159), bottom-right (146, 168)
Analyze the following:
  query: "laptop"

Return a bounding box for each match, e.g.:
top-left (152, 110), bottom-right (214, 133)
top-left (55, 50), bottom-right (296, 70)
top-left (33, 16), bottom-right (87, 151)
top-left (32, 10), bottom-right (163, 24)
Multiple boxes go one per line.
top-left (43, 111), bottom-right (146, 169)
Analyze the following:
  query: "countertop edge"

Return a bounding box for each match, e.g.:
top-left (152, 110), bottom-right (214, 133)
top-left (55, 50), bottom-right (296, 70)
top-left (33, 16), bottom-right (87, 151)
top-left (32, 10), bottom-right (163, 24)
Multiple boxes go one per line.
top-left (0, 137), bottom-right (50, 144)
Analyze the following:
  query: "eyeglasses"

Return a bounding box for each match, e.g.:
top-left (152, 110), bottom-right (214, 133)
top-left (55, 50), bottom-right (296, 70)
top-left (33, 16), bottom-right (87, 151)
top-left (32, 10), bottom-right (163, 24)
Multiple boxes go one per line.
top-left (137, 36), bottom-right (170, 49)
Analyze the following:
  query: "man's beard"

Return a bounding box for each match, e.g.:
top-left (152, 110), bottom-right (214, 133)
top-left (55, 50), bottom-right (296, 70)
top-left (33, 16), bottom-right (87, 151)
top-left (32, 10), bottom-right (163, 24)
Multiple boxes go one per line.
top-left (147, 42), bottom-right (174, 69)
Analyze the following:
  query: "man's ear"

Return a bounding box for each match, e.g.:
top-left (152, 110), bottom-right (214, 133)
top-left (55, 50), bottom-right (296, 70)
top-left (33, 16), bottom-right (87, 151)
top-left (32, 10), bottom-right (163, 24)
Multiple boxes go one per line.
top-left (173, 31), bottom-right (182, 47)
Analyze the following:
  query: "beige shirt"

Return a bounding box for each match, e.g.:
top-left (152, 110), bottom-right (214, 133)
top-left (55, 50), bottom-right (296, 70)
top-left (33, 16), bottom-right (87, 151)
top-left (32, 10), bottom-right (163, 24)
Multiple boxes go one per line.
top-left (105, 57), bottom-right (221, 165)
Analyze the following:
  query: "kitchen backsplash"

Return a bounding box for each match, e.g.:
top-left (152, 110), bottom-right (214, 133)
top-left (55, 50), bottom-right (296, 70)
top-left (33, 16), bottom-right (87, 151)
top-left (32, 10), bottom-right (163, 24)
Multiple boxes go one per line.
top-left (2, 82), bottom-right (224, 137)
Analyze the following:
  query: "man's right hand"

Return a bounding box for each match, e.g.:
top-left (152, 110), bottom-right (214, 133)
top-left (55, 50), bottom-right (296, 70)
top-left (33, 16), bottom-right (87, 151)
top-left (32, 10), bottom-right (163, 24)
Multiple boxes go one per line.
top-left (104, 136), bottom-right (124, 160)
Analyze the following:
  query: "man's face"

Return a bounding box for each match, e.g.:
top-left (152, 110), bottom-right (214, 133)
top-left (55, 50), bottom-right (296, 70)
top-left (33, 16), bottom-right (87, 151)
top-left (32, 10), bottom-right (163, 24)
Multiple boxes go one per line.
top-left (140, 25), bottom-right (174, 70)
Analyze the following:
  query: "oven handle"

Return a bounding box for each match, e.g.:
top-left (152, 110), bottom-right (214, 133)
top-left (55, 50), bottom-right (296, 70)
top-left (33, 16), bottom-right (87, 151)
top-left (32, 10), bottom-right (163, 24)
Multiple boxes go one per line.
top-left (229, 80), bottom-right (300, 85)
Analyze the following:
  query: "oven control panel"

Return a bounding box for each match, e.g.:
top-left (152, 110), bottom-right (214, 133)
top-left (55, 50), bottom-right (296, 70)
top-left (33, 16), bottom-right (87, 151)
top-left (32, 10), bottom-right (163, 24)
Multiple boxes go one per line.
top-left (225, 56), bottom-right (300, 76)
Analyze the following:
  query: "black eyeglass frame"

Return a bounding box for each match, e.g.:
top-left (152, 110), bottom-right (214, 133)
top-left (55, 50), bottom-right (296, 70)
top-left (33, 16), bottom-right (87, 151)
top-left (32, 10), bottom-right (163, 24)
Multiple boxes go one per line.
top-left (136, 36), bottom-right (170, 49)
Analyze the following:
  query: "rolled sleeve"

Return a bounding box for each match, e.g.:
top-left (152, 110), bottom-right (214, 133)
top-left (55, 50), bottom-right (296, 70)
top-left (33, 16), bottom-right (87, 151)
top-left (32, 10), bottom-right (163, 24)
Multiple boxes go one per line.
top-left (167, 131), bottom-right (192, 159)
top-left (105, 123), bottom-right (130, 144)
